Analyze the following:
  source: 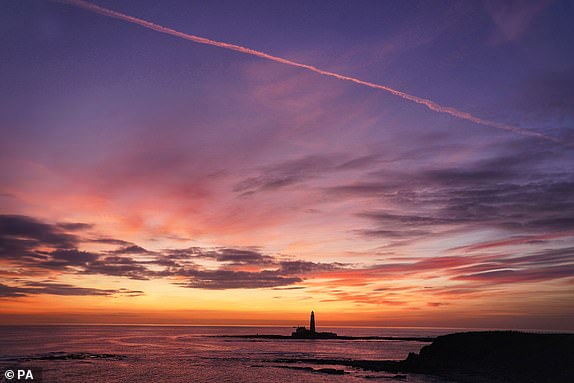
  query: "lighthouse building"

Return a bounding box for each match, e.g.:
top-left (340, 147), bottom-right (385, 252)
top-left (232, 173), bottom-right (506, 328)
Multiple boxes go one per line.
top-left (291, 311), bottom-right (337, 339)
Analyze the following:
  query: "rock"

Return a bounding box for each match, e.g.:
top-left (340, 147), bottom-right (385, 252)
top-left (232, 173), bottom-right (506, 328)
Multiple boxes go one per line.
top-left (267, 331), bottom-right (574, 383)
top-left (315, 368), bottom-right (347, 375)
top-left (401, 331), bottom-right (574, 383)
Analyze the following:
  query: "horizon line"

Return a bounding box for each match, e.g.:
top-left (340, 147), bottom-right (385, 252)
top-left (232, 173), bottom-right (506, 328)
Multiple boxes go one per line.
top-left (1, 323), bottom-right (572, 332)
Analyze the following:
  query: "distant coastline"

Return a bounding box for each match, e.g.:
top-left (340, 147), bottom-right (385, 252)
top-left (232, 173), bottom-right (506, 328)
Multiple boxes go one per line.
top-left (215, 334), bottom-right (435, 342)
top-left (215, 311), bottom-right (436, 341)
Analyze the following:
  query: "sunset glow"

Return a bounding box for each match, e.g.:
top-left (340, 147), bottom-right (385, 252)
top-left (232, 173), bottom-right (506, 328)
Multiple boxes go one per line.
top-left (1, 0), bottom-right (573, 330)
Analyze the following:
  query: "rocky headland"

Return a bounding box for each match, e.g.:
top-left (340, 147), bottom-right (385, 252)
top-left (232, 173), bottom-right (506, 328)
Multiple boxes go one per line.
top-left (270, 331), bottom-right (574, 383)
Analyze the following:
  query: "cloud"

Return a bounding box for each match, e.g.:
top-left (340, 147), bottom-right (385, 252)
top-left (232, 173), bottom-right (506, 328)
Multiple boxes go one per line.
top-left (234, 155), bottom-right (334, 194)
top-left (170, 250), bottom-right (346, 289)
top-left (319, 289), bottom-right (409, 306)
top-left (0, 217), bottom-right (158, 280)
top-left (234, 154), bottom-right (377, 195)
top-left (0, 215), bottom-right (347, 290)
top-left (336, 155), bottom-right (380, 170)
top-left (358, 228), bottom-right (431, 239)
top-left (0, 282), bottom-right (143, 298)
top-left (327, 182), bottom-right (399, 198)
top-left (2, 211), bottom-right (571, 297)
top-left (0, 215), bottom-right (79, 253)
top-left (453, 264), bottom-right (574, 284)
top-left (182, 247), bottom-right (277, 266)
top-left (305, 244), bottom-right (574, 304)
top-left (278, 260), bottom-right (344, 274)
top-left (431, 246), bottom-right (574, 286)
top-left (175, 269), bottom-right (302, 289)
top-left (0, 284), bottom-right (27, 298)
top-left (513, 68), bottom-right (574, 138)
top-left (56, 222), bottom-right (94, 231)
top-left (326, 142), bottom-right (574, 246)
top-left (41, 249), bottom-right (99, 269)
top-left (484, 0), bottom-right (552, 43)
top-left (448, 232), bottom-right (574, 252)
top-left (111, 245), bottom-right (152, 255)
top-left (84, 256), bottom-right (154, 280)
top-left (88, 237), bottom-right (134, 246)
top-left (272, 286), bottom-right (306, 290)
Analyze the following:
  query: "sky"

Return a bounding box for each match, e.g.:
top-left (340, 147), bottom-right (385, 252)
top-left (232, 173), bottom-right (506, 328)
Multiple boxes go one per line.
top-left (1, 0), bottom-right (573, 330)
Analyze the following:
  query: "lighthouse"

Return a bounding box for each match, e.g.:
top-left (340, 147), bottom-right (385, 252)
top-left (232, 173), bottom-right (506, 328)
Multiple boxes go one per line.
top-left (291, 311), bottom-right (337, 338)
top-left (310, 310), bottom-right (316, 333)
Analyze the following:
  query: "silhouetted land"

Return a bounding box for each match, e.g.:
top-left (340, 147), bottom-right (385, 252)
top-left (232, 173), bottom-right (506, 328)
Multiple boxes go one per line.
top-left (2, 352), bottom-right (127, 362)
top-left (252, 364), bottom-right (348, 375)
top-left (216, 334), bottom-right (435, 342)
top-left (269, 331), bottom-right (574, 383)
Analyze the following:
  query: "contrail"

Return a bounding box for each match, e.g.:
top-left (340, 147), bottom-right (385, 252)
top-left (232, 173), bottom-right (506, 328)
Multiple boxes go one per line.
top-left (53, 0), bottom-right (569, 147)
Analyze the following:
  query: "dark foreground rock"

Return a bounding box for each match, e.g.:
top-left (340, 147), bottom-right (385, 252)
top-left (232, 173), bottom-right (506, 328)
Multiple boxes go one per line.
top-left (1, 352), bottom-right (128, 362)
top-left (400, 331), bottom-right (574, 383)
top-left (253, 364), bottom-right (348, 375)
top-left (270, 357), bottom-right (402, 372)
top-left (271, 331), bottom-right (574, 383)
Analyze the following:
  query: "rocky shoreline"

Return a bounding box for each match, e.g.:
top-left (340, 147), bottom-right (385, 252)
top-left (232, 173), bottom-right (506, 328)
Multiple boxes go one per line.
top-left (267, 331), bottom-right (574, 383)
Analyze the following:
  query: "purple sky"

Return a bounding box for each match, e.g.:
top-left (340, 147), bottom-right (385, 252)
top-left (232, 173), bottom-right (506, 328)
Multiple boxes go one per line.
top-left (1, 0), bottom-right (573, 329)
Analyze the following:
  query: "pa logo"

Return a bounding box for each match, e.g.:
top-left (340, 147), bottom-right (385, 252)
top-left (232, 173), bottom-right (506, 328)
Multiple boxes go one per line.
top-left (4, 369), bottom-right (35, 380)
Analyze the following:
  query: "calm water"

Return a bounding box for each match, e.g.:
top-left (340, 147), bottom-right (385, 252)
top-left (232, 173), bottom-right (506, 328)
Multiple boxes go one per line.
top-left (0, 326), bottom-right (456, 382)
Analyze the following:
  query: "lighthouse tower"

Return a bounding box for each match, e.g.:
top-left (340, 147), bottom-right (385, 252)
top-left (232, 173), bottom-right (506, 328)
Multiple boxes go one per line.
top-left (310, 310), bottom-right (316, 333)
top-left (291, 311), bottom-right (337, 338)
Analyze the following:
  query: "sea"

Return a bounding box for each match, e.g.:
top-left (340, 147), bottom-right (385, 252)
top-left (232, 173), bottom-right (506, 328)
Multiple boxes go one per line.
top-left (0, 325), bottom-right (459, 383)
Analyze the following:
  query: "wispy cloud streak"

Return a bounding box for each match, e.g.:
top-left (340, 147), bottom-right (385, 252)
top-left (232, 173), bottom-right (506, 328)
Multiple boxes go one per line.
top-left (53, 0), bottom-right (569, 147)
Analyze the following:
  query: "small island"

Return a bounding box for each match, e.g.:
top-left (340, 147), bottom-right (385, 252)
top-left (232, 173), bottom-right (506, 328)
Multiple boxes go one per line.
top-left (216, 311), bottom-right (435, 342)
top-left (290, 310), bottom-right (338, 339)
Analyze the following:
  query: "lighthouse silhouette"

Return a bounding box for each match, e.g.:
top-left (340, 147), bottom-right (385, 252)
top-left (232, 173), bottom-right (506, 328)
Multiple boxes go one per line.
top-left (291, 310), bottom-right (337, 338)
top-left (310, 310), bottom-right (316, 333)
